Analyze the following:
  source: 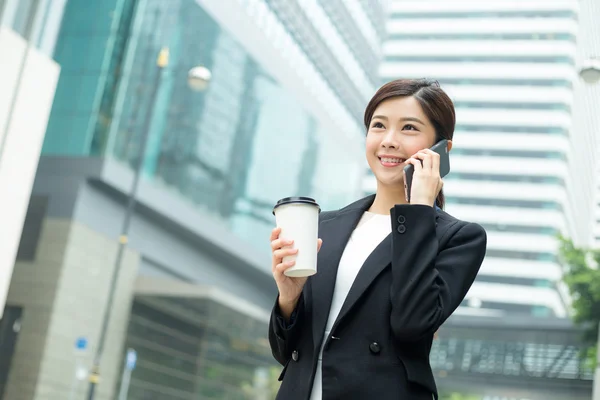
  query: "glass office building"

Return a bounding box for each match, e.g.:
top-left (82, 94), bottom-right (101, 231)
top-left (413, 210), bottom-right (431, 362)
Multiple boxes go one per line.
top-left (2, 0), bottom-right (386, 399)
top-left (373, 0), bottom-right (600, 319)
top-left (41, 0), bottom-right (383, 251)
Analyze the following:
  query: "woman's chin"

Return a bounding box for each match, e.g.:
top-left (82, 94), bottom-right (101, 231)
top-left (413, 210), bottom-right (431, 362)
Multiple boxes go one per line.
top-left (376, 177), bottom-right (405, 190)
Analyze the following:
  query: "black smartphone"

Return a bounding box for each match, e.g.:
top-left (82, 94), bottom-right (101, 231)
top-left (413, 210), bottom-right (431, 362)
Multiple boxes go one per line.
top-left (403, 139), bottom-right (450, 203)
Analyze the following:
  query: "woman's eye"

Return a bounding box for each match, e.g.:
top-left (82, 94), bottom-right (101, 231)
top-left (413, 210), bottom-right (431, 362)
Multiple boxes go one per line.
top-left (403, 124), bottom-right (418, 131)
top-left (372, 122), bottom-right (385, 129)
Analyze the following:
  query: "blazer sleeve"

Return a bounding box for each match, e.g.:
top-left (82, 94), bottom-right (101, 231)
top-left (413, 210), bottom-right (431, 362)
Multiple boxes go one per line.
top-left (389, 204), bottom-right (487, 342)
top-left (268, 292), bottom-right (306, 366)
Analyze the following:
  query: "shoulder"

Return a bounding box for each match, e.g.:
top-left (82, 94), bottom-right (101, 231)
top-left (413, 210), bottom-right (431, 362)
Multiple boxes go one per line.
top-left (436, 208), bottom-right (487, 244)
top-left (318, 195), bottom-right (375, 223)
top-left (318, 197), bottom-right (366, 223)
top-left (319, 210), bottom-right (337, 221)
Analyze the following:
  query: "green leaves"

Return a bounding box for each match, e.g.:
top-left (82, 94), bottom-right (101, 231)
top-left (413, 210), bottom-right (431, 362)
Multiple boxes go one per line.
top-left (558, 235), bottom-right (600, 368)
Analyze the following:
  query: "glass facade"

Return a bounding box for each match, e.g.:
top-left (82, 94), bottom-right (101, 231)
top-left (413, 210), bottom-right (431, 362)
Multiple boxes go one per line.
top-left (123, 297), bottom-right (277, 399)
top-left (0, 0), bottom-right (67, 56)
top-left (42, 0), bottom-right (363, 250)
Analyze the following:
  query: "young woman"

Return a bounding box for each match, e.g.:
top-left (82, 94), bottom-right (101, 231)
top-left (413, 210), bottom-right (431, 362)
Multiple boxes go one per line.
top-left (268, 79), bottom-right (487, 400)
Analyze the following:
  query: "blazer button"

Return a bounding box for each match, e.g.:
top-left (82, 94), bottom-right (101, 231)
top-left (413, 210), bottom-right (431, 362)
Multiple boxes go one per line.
top-left (397, 215), bottom-right (406, 224)
top-left (292, 350), bottom-right (299, 361)
top-left (369, 342), bottom-right (381, 354)
top-left (397, 225), bottom-right (406, 234)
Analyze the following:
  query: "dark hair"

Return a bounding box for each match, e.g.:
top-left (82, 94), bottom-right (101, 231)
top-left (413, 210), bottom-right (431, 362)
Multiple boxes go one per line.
top-left (363, 78), bottom-right (456, 209)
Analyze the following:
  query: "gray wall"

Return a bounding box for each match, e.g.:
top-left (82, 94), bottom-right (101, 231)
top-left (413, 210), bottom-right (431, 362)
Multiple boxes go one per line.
top-left (7, 218), bottom-right (139, 400)
top-left (3, 155), bottom-right (278, 400)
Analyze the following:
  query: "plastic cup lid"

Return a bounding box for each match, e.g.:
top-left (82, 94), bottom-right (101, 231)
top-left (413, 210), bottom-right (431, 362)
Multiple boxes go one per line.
top-left (273, 196), bottom-right (321, 215)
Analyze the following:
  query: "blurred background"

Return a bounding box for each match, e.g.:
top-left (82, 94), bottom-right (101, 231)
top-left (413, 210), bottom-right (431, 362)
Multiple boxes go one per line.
top-left (0, 0), bottom-right (599, 399)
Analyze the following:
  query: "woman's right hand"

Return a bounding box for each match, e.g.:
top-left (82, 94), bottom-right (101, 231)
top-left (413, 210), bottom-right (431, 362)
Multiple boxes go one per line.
top-left (271, 227), bottom-right (322, 319)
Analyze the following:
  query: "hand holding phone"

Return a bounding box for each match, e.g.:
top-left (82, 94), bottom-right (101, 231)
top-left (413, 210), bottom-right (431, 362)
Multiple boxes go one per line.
top-left (403, 139), bottom-right (450, 204)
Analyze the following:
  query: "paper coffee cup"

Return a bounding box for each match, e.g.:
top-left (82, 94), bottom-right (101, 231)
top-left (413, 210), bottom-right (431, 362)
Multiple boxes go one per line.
top-left (273, 197), bottom-right (321, 277)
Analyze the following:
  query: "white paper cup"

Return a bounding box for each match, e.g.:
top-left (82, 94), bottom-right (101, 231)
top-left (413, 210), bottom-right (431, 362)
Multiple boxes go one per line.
top-left (273, 197), bottom-right (321, 277)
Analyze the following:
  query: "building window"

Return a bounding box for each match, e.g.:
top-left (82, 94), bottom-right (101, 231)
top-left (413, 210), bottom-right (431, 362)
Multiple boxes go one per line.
top-left (452, 148), bottom-right (566, 161)
top-left (390, 11), bottom-right (577, 19)
top-left (386, 55), bottom-right (574, 65)
top-left (387, 33), bottom-right (576, 42)
top-left (445, 173), bottom-right (565, 186)
top-left (479, 223), bottom-right (558, 236)
top-left (446, 196), bottom-right (563, 212)
top-left (454, 101), bottom-right (570, 112)
top-left (475, 275), bottom-right (554, 287)
top-left (437, 78), bottom-right (573, 88)
top-left (532, 305), bottom-right (552, 317)
top-left (485, 249), bottom-right (558, 263)
top-left (455, 125), bottom-right (568, 136)
top-left (10, 0), bottom-right (36, 38)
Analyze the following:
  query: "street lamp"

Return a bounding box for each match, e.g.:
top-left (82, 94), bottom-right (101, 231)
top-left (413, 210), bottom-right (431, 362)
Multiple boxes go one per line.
top-left (579, 58), bottom-right (600, 84)
top-left (188, 65), bottom-right (212, 92)
top-left (579, 57), bottom-right (600, 400)
top-left (86, 48), bottom-right (211, 400)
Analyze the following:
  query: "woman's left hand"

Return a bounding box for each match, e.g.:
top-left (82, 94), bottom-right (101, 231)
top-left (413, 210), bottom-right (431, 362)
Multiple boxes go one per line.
top-left (405, 149), bottom-right (443, 207)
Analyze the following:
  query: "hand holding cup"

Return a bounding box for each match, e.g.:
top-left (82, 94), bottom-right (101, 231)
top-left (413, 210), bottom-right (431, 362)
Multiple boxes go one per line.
top-left (271, 227), bottom-right (322, 312)
top-left (271, 196), bottom-right (322, 319)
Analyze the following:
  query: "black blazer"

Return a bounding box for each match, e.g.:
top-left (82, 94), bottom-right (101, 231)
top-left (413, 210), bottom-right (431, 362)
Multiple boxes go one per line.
top-left (269, 195), bottom-right (487, 400)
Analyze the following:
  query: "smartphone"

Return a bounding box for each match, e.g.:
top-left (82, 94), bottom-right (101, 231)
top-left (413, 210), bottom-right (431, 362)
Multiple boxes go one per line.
top-left (403, 139), bottom-right (450, 203)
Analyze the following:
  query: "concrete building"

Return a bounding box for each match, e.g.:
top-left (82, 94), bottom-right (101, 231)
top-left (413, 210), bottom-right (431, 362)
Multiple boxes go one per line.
top-left (572, 0), bottom-right (600, 250)
top-left (0, 0), bottom-right (64, 318)
top-left (371, 0), bottom-right (600, 319)
top-left (595, 180), bottom-right (600, 247)
top-left (1, 0), bottom-right (386, 399)
top-left (0, 1), bottom-right (65, 397)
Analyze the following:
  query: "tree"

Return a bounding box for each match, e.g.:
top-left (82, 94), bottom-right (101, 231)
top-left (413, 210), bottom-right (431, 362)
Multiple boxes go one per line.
top-left (241, 366), bottom-right (281, 400)
top-left (558, 235), bottom-right (600, 368)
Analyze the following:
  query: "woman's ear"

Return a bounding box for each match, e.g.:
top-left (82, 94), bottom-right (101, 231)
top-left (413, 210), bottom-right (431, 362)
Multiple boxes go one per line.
top-left (446, 140), bottom-right (453, 153)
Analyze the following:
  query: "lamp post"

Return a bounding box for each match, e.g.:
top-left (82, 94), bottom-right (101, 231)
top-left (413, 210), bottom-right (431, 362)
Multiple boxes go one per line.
top-left (579, 58), bottom-right (600, 84)
top-left (579, 57), bottom-right (600, 400)
top-left (593, 322), bottom-right (600, 400)
top-left (86, 48), bottom-right (211, 400)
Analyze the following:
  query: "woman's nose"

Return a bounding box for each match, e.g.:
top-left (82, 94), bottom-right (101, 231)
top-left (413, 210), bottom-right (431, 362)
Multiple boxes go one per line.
top-left (381, 130), bottom-right (398, 148)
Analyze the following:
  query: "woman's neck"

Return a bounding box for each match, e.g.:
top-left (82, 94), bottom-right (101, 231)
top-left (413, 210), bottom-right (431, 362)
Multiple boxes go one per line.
top-left (368, 183), bottom-right (407, 215)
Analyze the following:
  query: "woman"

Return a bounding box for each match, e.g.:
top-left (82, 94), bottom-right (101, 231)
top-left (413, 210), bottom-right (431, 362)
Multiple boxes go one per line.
top-left (268, 79), bottom-right (487, 400)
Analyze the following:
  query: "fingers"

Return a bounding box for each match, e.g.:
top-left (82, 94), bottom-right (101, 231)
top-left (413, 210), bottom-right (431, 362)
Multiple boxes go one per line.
top-left (425, 149), bottom-right (440, 174)
top-left (271, 232), bottom-right (323, 277)
top-left (270, 227), bottom-right (281, 242)
top-left (271, 237), bottom-right (293, 251)
top-left (273, 247), bottom-right (298, 260)
top-left (414, 150), bottom-right (431, 170)
top-left (406, 157), bottom-right (422, 171)
top-left (412, 149), bottom-right (440, 175)
top-left (274, 259), bottom-right (296, 275)
top-left (271, 227), bottom-right (296, 274)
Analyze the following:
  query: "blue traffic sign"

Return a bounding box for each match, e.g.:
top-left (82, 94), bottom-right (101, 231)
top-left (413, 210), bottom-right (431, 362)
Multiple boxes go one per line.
top-left (126, 348), bottom-right (137, 370)
top-left (75, 337), bottom-right (88, 351)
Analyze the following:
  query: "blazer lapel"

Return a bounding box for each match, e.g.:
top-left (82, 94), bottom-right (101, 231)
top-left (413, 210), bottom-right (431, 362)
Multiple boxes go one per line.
top-left (329, 203), bottom-right (441, 334)
top-left (330, 234), bottom-right (391, 332)
top-left (310, 196), bottom-right (374, 351)
top-left (310, 195), bottom-right (440, 348)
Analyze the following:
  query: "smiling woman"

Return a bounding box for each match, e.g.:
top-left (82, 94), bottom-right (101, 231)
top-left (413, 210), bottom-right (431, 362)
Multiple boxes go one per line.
top-left (268, 78), bottom-right (487, 400)
top-left (364, 79), bottom-right (455, 209)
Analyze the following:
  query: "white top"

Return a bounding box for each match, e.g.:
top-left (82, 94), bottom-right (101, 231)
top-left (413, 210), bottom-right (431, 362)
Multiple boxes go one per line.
top-left (309, 212), bottom-right (392, 400)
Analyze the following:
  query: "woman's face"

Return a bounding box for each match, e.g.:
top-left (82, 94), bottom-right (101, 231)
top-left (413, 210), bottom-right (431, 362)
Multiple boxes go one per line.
top-left (365, 96), bottom-right (438, 189)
